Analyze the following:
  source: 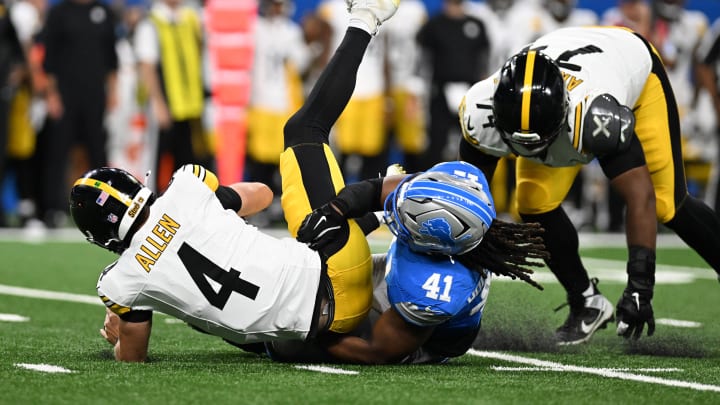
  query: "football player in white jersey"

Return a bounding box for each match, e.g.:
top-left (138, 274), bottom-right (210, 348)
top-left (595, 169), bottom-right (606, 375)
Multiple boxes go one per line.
top-left (459, 26), bottom-right (720, 345)
top-left (69, 0), bottom-right (403, 362)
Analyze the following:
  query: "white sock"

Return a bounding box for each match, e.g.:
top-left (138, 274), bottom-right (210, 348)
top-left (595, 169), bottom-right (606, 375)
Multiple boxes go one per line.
top-left (581, 282), bottom-right (595, 297)
top-left (349, 9), bottom-right (377, 35)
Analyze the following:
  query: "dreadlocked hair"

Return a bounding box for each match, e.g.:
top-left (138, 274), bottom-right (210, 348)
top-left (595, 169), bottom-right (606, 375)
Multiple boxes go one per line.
top-left (457, 219), bottom-right (549, 291)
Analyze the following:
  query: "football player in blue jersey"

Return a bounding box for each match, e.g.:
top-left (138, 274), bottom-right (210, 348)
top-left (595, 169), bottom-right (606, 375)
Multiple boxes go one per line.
top-left (290, 161), bottom-right (547, 364)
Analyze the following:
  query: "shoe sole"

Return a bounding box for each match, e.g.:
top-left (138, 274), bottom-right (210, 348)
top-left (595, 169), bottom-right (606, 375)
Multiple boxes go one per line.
top-left (556, 300), bottom-right (615, 346)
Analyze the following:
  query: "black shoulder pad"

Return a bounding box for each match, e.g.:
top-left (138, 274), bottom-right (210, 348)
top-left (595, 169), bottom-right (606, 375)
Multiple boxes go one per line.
top-left (582, 94), bottom-right (636, 156)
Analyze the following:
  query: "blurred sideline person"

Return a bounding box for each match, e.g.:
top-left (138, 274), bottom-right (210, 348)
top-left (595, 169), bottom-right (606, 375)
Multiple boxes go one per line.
top-left (697, 17), bottom-right (720, 214)
top-left (601, 0), bottom-right (652, 38)
top-left (383, 0), bottom-right (428, 174)
top-left (72, 0), bottom-right (402, 363)
top-left (647, 0), bottom-right (711, 201)
top-left (416, 0), bottom-right (490, 170)
top-left (0, 0), bottom-right (26, 226)
top-left (42, 0), bottom-right (118, 228)
top-left (245, 0), bottom-right (310, 225)
top-left (459, 26), bottom-right (720, 345)
top-left (7, 0), bottom-right (47, 227)
top-left (318, 0), bottom-right (390, 181)
top-left (134, 0), bottom-right (205, 191)
top-left (106, 2), bottom-right (148, 181)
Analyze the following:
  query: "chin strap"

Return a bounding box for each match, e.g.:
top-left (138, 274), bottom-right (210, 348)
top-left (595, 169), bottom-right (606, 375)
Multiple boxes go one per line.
top-left (118, 187), bottom-right (154, 240)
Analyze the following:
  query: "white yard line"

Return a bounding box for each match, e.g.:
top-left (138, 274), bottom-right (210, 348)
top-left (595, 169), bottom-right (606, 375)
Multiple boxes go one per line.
top-left (294, 365), bottom-right (359, 375)
top-left (0, 313), bottom-right (30, 322)
top-left (491, 366), bottom-right (683, 372)
top-left (0, 284), bottom-right (101, 306)
top-left (656, 318), bottom-right (703, 328)
top-left (469, 350), bottom-right (720, 392)
top-left (15, 363), bottom-right (74, 373)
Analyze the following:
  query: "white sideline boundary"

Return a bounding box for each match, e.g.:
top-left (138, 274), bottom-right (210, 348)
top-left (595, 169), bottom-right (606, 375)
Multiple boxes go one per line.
top-left (468, 350), bottom-right (720, 393)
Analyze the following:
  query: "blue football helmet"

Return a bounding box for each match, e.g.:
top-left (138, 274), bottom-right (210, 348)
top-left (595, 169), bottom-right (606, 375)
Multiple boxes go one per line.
top-left (384, 161), bottom-right (496, 255)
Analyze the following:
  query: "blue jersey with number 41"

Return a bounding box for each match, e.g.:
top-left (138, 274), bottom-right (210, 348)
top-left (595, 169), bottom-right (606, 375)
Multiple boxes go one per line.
top-left (386, 240), bottom-right (491, 342)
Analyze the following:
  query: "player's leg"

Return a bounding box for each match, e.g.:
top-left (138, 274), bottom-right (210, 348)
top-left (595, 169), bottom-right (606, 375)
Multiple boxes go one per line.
top-left (280, 4), bottom-right (397, 334)
top-left (516, 160), bottom-right (614, 344)
top-left (633, 49), bottom-right (720, 275)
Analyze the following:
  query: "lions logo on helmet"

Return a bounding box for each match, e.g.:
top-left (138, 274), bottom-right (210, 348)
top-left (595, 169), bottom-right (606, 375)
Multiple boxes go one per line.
top-left (384, 161), bottom-right (496, 255)
top-left (69, 168), bottom-right (155, 254)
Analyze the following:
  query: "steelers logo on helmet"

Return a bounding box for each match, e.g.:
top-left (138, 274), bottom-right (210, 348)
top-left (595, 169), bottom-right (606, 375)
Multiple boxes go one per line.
top-left (384, 161), bottom-right (496, 256)
top-left (493, 49), bottom-right (568, 157)
top-left (69, 168), bottom-right (155, 254)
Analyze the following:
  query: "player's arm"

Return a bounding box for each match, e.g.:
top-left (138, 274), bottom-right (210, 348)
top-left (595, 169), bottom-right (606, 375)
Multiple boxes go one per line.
top-left (175, 164), bottom-right (273, 217)
top-left (457, 85), bottom-right (504, 180)
top-left (583, 94), bottom-right (657, 339)
top-left (458, 136), bottom-right (501, 181)
top-left (225, 182), bottom-right (273, 217)
top-left (322, 307), bottom-right (435, 364)
top-left (583, 94), bottom-right (657, 252)
top-left (100, 308), bottom-right (152, 362)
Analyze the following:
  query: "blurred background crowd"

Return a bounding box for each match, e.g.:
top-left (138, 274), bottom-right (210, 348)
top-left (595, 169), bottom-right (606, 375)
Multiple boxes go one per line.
top-left (1, 0), bottom-right (720, 231)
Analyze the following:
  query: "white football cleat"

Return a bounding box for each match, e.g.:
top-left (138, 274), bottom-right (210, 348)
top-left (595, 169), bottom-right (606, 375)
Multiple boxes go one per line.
top-left (555, 278), bottom-right (615, 346)
top-left (346, 0), bottom-right (400, 35)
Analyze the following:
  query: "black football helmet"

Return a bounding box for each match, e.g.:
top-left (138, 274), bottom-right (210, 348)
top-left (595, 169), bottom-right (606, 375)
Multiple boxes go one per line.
top-left (493, 50), bottom-right (568, 157)
top-left (69, 168), bottom-right (155, 254)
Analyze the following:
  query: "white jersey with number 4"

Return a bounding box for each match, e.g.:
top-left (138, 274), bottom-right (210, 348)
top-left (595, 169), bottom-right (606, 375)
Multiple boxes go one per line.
top-left (460, 26), bottom-right (651, 167)
top-left (97, 170), bottom-right (322, 344)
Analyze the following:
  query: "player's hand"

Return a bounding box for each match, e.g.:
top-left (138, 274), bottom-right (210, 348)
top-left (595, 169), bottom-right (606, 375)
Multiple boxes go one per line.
top-left (100, 308), bottom-right (120, 346)
top-left (297, 202), bottom-right (349, 257)
top-left (615, 288), bottom-right (655, 340)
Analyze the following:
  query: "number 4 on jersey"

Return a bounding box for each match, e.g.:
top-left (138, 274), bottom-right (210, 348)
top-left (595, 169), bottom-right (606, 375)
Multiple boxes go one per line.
top-left (178, 242), bottom-right (259, 310)
top-left (422, 273), bottom-right (453, 302)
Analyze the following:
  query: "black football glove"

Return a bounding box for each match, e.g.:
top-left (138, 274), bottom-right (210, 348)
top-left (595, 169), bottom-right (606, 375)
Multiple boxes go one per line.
top-left (297, 201), bottom-right (349, 257)
top-left (616, 246), bottom-right (656, 340)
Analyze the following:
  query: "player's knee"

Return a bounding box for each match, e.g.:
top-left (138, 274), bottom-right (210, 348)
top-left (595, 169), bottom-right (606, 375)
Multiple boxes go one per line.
top-left (283, 113), bottom-right (325, 148)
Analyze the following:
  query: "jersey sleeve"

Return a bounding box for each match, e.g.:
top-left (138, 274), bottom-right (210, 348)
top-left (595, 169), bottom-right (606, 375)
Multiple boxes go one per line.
top-left (96, 261), bottom-right (153, 318)
top-left (459, 75), bottom-right (512, 158)
top-left (173, 164), bottom-right (219, 191)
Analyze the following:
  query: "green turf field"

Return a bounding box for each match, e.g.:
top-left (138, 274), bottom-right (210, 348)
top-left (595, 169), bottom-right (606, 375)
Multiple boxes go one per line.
top-left (1, 233), bottom-right (719, 404)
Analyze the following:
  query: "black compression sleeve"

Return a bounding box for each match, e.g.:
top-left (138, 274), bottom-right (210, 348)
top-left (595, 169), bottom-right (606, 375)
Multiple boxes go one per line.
top-left (119, 310), bottom-right (152, 323)
top-left (332, 177), bottom-right (384, 217)
top-left (598, 134), bottom-right (647, 180)
top-left (216, 185), bottom-right (243, 212)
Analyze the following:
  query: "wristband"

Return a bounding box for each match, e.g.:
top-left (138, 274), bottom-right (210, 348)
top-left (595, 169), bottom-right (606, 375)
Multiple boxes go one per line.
top-left (334, 177), bottom-right (384, 217)
top-left (626, 245), bottom-right (656, 297)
